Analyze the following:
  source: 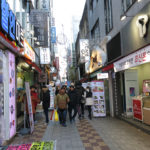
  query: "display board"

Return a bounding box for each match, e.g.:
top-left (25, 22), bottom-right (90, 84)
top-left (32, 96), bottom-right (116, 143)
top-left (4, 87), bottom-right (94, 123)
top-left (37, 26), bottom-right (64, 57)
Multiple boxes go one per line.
top-left (25, 82), bottom-right (34, 133)
top-left (8, 52), bottom-right (16, 138)
top-left (91, 81), bottom-right (106, 117)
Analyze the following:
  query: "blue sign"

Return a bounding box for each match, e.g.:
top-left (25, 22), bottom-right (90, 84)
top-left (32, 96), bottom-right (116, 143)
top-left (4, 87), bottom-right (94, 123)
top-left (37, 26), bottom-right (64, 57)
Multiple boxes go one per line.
top-left (1, 0), bottom-right (9, 34)
top-left (51, 27), bottom-right (56, 43)
top-left (0, 0), bottom-right (24, 46)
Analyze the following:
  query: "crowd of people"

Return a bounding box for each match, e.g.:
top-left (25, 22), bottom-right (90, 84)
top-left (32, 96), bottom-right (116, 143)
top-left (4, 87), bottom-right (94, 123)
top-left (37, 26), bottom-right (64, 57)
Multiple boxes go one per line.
top-left (24, 81), bottom-right (93, 128)
top-left (54, 82), bottom-right (93, 127)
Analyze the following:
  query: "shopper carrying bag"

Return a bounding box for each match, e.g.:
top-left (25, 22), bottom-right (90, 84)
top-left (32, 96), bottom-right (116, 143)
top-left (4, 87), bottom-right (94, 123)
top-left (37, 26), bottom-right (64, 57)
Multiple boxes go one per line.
top-left (85, 86), bottom-right (93, 120)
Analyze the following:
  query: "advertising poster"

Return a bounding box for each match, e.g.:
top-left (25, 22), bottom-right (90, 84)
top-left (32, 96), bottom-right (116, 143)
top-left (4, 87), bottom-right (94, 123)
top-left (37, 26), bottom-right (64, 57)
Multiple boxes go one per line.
top-left (48, 85), bottom-right (55, 109)
top-left (8, 52), bottom-right (16, 138)
top-left (133, 99), bottom-right (142, 121)
top-left (91, 81), bottom-right (106, 117)
top-left (25, 82), bottom-right (34, 133)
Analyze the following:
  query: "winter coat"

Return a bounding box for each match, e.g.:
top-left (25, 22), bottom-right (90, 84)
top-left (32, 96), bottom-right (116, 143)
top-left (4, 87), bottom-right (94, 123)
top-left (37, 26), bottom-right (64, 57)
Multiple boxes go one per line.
top-left (75, 85), bottom-right (84, 104)
top-left (68, 89), bottom-right (77, 107)
top-left (42, 89), bottom-right (50, 110)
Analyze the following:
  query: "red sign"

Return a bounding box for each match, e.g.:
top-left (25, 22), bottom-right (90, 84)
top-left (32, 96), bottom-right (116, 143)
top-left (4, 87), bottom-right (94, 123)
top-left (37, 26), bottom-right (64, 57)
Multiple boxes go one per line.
top-left (133, 99), bottom-right (142, 121)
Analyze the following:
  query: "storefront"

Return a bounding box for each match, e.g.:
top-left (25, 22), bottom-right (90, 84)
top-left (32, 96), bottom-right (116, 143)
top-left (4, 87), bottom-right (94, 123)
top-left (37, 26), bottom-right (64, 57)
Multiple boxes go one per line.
top-left (112, 3), bottom-right (150, 125)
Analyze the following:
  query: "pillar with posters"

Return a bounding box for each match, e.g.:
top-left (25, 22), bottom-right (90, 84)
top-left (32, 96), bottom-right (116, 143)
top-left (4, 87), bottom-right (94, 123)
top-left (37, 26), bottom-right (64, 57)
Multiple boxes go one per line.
top-left (91, 81), bottom-right (106, 117)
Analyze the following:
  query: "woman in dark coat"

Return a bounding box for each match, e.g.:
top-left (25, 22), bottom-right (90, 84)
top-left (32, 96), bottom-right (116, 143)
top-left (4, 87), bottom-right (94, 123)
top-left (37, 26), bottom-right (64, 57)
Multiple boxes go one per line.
top-left (42, 86), bottom-right (50, 124)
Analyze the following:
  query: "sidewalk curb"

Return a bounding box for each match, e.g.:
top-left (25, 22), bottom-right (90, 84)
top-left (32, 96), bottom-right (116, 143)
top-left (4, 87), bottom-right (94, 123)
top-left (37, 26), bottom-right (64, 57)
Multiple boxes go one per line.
top-left (120, 117), bottom-right (150, 135)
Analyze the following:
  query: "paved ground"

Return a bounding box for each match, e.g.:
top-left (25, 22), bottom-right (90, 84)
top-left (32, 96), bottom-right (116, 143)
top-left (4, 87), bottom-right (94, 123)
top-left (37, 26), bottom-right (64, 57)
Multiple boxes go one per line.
top-left (8, 111), bottom-right (150, 150)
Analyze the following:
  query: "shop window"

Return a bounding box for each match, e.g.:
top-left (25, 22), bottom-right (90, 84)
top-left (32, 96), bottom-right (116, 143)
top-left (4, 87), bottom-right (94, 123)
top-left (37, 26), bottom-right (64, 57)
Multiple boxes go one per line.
top-left (104, 0), bottom-right (113, 34)
top-left (91, 20), bottom-right (100, 42)
top-left (121, 0), bottom-right (136, 13)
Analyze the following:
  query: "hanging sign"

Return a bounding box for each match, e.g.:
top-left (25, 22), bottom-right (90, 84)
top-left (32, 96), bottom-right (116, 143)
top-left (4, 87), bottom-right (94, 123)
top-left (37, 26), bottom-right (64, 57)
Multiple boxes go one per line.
top-left (40, 48), bottom-right (50, 64)
top-left (80, 39), bottom-right (90, 63)
top-left (114, 45), bottom-right (150, 72)
top-left (97, 73), bottom-right (108, 79)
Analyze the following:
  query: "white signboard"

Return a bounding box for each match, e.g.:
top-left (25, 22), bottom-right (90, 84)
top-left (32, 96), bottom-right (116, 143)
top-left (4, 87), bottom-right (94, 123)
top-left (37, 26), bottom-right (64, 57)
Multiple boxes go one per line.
top-left (25, 82), bottom-right (34, 133)
top-left (114, 45), bottom-right (150, 72)
top-left (80, 39), bottom-right (90, 63)
top-left (40, 48), bottom-right (50, 64)
top-left (97, 73), bottom-right (108, 79)
top-left (91, 81), bottom-right (106, 117)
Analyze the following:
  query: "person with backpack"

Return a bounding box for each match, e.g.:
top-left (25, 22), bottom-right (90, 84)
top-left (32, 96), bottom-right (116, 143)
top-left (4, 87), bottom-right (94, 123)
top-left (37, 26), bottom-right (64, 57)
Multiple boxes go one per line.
top-left (54, 87), bottom-right (70, 127)
top-left (68, 85), bottom-right (78, 123)
top-left (75, 81), bottom-right (85, 119)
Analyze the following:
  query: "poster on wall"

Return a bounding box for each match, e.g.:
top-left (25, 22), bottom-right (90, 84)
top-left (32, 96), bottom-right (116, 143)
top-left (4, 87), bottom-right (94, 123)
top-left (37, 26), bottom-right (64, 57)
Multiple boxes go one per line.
top-left (91, 81), bottom-right (106, 117)
top-left (8, 52), bottom-right (16, 138)
top-left (25, 82), bottom-right (34, 133)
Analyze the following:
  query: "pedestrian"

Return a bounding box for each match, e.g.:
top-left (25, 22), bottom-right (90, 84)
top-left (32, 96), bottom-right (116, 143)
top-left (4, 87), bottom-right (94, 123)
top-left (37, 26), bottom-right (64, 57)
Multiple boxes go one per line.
top-left (30, 86), bottom-right (40, 122)
top-left (55, 85), bottom-right (60, 96)
top-left (54, 87), bottom-right (70, 127)
top-left (85, 86), bottom-right (93, 120)
top-left (68, 85), bottom-right (78, 123)
top-left (75, 81), bottom-right (85, 119)
top-left (42, 86), bottom-right (50, 125)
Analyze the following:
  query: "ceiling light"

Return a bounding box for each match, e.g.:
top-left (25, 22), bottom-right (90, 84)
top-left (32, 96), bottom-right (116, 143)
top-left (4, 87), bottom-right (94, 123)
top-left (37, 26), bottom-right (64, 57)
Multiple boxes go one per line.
top-left (120, 15), bottom-right (127, 21)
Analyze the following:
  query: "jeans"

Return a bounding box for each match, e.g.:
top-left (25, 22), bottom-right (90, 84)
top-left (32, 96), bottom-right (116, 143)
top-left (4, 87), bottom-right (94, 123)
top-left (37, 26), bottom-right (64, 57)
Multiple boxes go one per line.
top-left (44, 109), bottom-right (49, 123)
top-left (68, 106), bottom-right (77, 121)
top-left (58, 109), bottom-right (67, 124)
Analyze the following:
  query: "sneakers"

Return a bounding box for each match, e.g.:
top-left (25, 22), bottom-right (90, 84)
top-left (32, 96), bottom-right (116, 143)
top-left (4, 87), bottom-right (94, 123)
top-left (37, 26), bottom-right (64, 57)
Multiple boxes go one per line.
top-left (62, 123), bottom-right (67, 127)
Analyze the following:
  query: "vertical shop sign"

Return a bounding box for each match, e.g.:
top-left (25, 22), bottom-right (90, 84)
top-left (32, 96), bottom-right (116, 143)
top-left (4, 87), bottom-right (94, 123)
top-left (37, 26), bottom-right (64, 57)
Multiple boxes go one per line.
top-left (25, 82), bottom-right (34, 133)
top-left (133, 99), bottom-right (142, 121)
top-left (51, 27), bottom-right (56, 43)
top-left (91, 81), bottom-right (106, 117)
top-left (8, 52), bottom-right (16, 138)
top-left (40, 48), bottom-right (50, 64)
top-left (80, 39), bottom-right (90, 63)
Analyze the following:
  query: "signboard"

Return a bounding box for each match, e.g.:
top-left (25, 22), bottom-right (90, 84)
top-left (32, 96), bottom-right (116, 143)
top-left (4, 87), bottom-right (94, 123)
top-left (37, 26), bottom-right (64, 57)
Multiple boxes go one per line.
top-left (133, 99), bottom-right (142, 121)
top-left (40, 48), bottom-right (50, 64)
top-left (8, 52), bottom-right (16, 138)
top-left (80, 39), bottom-right (90, 63)
top-left (114, 45), bottom-right (150, 72)
top-left (38, 0), bottom-right (50, 10)
top-left (97, 73), bottom-right (108, 79)
top-left (0, 0), bottom-right (24, 47)
top-left (91, 81), bottom-right (106, 117)
top-left (38, 72), bottom-right (47, 83)
top-left (23, 40), bottom-right (35, 62)
top-left (55, 57), bottom-right (59, 70)
top-left (25, 82), bottom-right (34, 133)
top-left (51, 27), bottom-right (56, 43)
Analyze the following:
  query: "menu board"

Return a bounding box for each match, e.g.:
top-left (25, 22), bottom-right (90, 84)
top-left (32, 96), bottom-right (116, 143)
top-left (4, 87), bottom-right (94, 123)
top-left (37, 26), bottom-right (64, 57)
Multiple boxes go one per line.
top-left (8, 52), bottom-right (16, 138)
top-left (25, 82), bottom-right (34, 133)
top-left (91, 81), bottom-right (106, 117)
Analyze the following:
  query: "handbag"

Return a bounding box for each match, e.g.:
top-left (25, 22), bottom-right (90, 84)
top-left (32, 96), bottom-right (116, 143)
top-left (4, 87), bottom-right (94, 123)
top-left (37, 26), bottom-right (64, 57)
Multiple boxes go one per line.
top-left (81, 97), bottom-right (86, 104)
top-left (54, 110), bottom-right (59, 122)
top-left (85, 97), bottom-right (94, 106)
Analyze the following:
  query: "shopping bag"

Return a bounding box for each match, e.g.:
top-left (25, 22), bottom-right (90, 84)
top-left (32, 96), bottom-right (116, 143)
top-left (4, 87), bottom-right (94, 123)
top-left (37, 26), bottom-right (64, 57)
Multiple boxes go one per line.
top-left (54, 110), bottom-right (59, 122)
top-left (50, 110), bottom-right (55, 121)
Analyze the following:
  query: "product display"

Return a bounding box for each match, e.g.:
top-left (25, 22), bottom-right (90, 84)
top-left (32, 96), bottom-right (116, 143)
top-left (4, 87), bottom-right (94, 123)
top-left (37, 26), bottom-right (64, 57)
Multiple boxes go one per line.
top-left (91, 81), bottom-right (106, 117)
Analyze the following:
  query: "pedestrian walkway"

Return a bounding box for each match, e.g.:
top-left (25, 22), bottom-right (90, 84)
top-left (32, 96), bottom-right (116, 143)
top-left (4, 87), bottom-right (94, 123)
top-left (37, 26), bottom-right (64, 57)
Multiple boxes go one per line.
top-left (7, 112), bottom-right (150, 150)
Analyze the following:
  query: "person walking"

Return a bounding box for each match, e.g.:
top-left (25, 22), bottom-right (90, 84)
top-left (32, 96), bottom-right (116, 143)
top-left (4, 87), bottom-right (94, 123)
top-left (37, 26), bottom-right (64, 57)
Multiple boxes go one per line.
top-left (85, 86), bottom-right (93, 120)
top-left (54, 87), bottom-right (70, 127)
top-left (75, 81), bottom-right (85, 119)
top-left (68, 85), bottom-right (78, 123)
top-left (42, 86), bottom-right (50, 125)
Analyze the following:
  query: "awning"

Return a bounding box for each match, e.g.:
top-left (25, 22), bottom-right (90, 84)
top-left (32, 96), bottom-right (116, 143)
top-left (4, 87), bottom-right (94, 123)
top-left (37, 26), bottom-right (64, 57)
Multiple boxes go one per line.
top-left (102, 64), bottom-right (114, 72)
top-left (24, 58), bottom-right (42, 73)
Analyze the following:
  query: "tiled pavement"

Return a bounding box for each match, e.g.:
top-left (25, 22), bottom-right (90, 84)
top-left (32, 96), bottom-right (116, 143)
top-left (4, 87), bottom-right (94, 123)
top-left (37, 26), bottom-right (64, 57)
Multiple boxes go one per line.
top-left (77, 119), bottom-right (110, 150)
top-left (9, 112), bottom-right (150, 150)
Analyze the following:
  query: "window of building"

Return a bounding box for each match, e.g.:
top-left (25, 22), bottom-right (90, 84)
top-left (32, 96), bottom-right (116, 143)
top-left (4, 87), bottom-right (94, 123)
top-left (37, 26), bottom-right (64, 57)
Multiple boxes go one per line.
top-left (91, 20), bottom-right (100, 41)
top-left (121, 0), bottom-right (136, 13)
top-left (104, 0), bottom-right (113, 34)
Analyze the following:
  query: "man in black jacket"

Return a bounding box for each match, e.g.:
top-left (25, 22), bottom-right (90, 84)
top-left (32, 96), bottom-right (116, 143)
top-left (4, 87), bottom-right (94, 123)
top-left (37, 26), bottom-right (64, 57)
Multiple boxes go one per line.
top-left (68, 85), bottom-right (77, 123)
top-left (42, 86), bottom-right (50, 124)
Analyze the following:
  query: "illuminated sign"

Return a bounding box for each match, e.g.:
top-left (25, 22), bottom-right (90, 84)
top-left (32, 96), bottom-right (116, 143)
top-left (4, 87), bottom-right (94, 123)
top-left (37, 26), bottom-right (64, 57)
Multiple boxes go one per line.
top-left (0, 0), bottom-right (24, 47)
top-left (97, 73), bottom-right (108, 79)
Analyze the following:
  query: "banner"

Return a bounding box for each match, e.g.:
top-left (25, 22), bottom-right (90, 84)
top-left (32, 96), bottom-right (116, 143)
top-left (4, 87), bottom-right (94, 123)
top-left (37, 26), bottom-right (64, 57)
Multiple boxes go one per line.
top-left (133, 99), bottom-right (142, 121)
top-left (91, 81), bottom-right (106, 117)
top-left (51, 27), bottom-right (56, 43)
top-left (40, 48), bottom-right (50, 64)
top-left (114, 44), bottom-right (150, 72)
top-left (25, 82), bottom-right (34, 133)
top-left (80, 39), bottom-right (90, 63)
